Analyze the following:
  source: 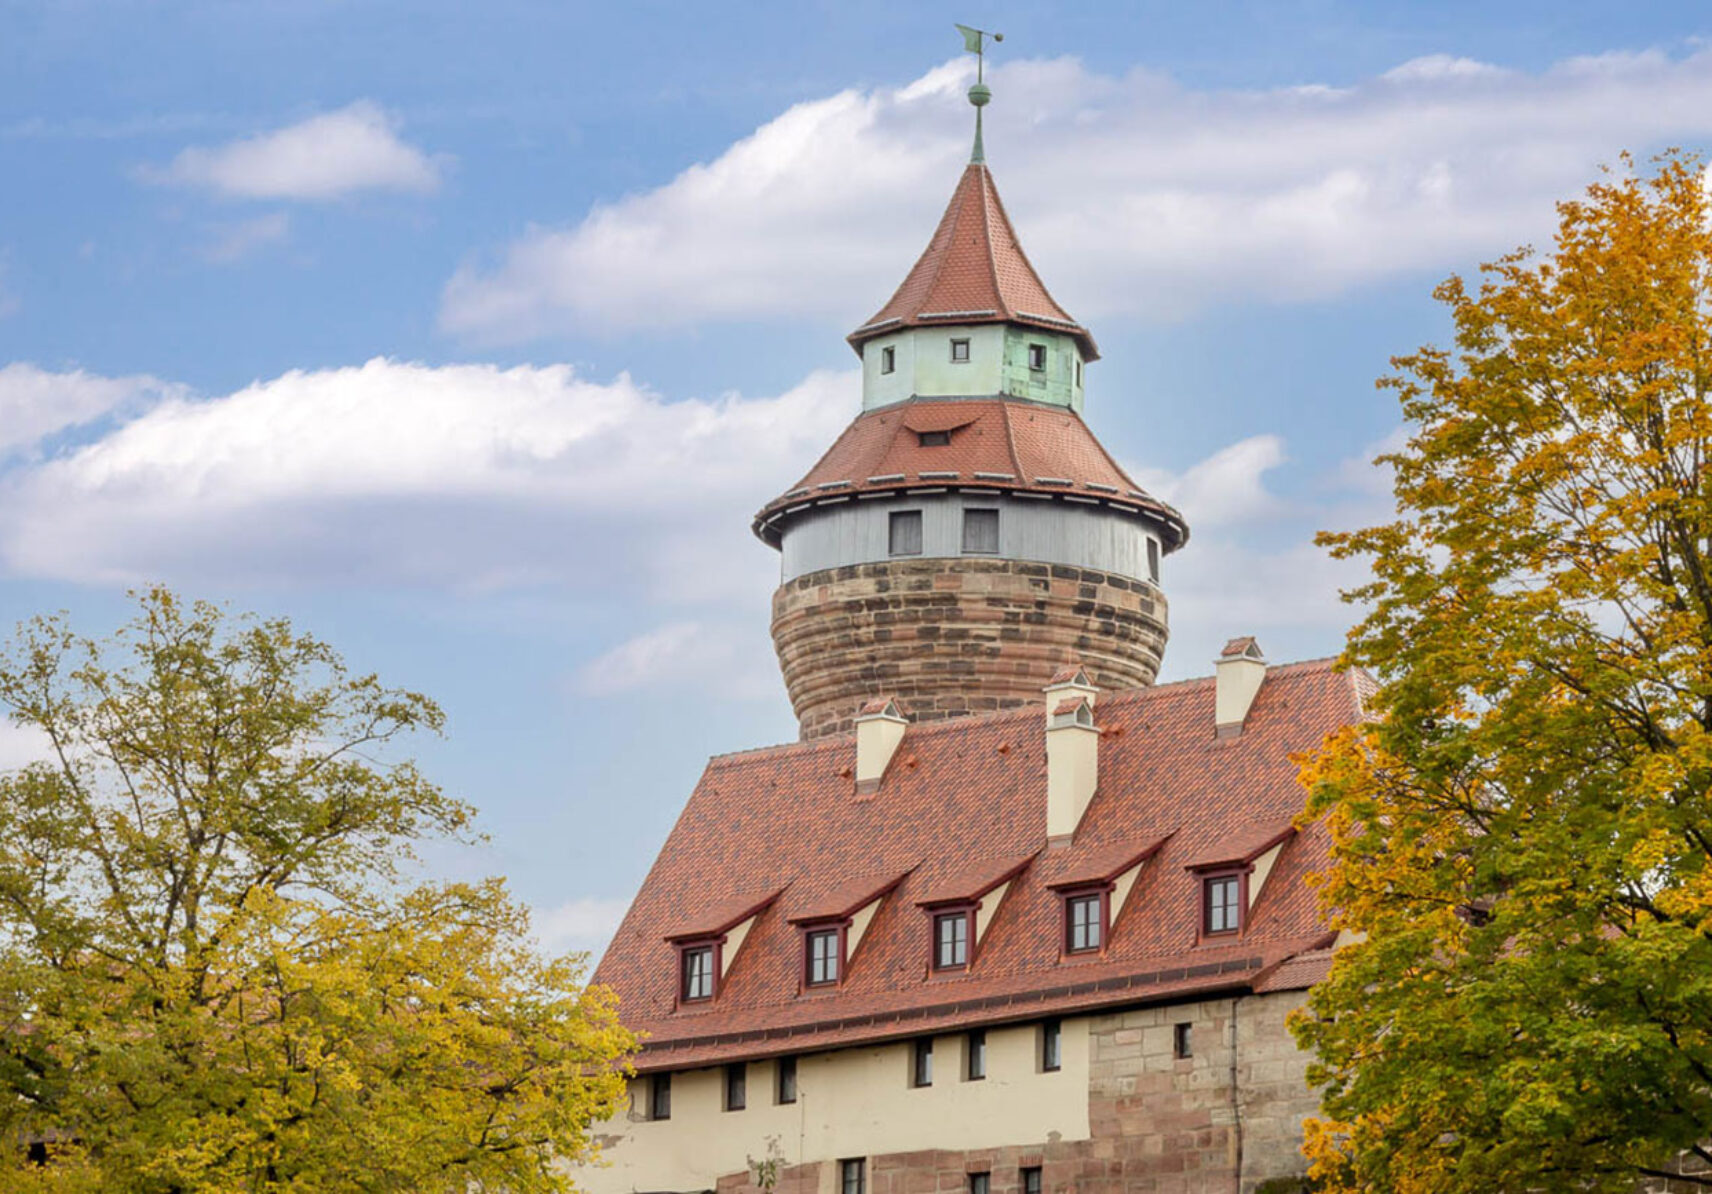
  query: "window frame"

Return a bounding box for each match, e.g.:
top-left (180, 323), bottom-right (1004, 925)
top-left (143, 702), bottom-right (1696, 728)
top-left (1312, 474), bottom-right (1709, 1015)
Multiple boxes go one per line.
top-left (675, 940), bottom-right (720, 1004)
top-left (802, 921), bottom-right (847, 988)
top-left (1022, 1168), bottom-right (1042, 1194)
top-left (969, 1173), bottom-right (991, 1194)
top-left (1173, 1022), bottom-right (1193, 1060)
top-left (966, 1028), bottom-right (986, 1081)
top-left (1027, 342), bottom-right (1047, 372)
top-left (931, 906), bottom-right (972, 972)
top-left (880, 345), bottom-right (896, 374)
top-left (888, 509), bottom-right (924, 557)
top-left (777, 1055), bottom-right (798, 1105)
top-left (1041, 1019), bottom-right (1062, 1073)
top-left (918, 429), bottom-right (951, 447)
top-left (1062, 885), bottom-right (1110, 955)
top-left (961, 507), bottom-right (1000, 555)
top-left (840, 1159), bottom-right (867, 1194)
top-left (1201, 869), bottom-right (1246, 937)
top-left (648, 1071), bottom-right (672, 1120)
top-left (1147, 537), bottom-right (1161, 584)
top-left (911, 1036), bottom-right (934, 1088)
top-left (949, 337), bottom-right (971, 363)
top-left (724, 1062), bottom-right (747, 1111)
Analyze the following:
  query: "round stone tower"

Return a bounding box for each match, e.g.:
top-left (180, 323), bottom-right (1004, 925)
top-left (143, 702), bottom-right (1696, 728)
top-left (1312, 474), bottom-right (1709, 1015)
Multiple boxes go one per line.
top-left (753, 85), bottom-right (1188, 740)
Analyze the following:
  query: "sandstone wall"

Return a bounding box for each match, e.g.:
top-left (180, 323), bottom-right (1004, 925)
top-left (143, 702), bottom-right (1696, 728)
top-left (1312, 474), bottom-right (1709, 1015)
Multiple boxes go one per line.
top-left (771, 559), bottom-right (1169, 740)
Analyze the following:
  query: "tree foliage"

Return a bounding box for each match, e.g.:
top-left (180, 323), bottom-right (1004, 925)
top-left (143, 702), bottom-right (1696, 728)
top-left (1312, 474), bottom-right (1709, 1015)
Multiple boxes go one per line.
top-left (0, 588), bottom-right (635, 1192)
top-left (1295, 152), bottom-right (1712, 1191)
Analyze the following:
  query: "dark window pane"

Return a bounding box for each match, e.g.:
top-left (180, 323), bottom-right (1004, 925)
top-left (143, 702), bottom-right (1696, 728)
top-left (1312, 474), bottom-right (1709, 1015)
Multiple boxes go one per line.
top-left (777, 1056), bottom-right (797, 1104)
top-left (1023, 1168), bottom-right (1042, 1194)
top-left (970, 1174), bottom-right (991, 1194)
top-left (808, 929), bottom-right (840, 985)
top-left (1028, 343), bottom-right (1046, 371)
top-left (912, 1037), bottom-right (933, 1087)
top-left (1206, 876), bottom-right (1241, 934)
top-left (650, 1072), bottom-right (672, 1120)
top-left (919, 429), bottom-right (951, 446)
top-left (950, 338), bottom-right (970, 362)
top-left (967, 1029), bottom-right (986, 1080)
top-left (841, 1159), bottom-right (866, 1194)
top-left (1174, 1022), bottom-right (1193, 1059)
top-left (681, 946), bottom-right (714, 1000)
top-left (1042, 1020), bottom-right (1062, 1072)
top-left (724, 1063), bottom-right (746, 1111)
top-left (889, 510), bottom-right (923, 556)
top-left (962, 508), bottom-right (999, 553)
top-left (1147, 537), bottom-right (1160, 583)
top-left (1068, 893), bottom-right (1102, 952)
top-left (935, 912), bottom-right (968, 968)
top-left (881, 346), bottom-right (895, 374)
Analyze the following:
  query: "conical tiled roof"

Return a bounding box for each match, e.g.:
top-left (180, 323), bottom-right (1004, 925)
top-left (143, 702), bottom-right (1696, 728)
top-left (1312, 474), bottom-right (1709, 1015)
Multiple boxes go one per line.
top-left (849, 163), bottom-right (1098, 360)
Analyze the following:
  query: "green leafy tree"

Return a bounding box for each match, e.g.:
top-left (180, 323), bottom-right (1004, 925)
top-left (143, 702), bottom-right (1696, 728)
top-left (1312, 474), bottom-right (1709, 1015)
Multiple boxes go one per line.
top-left (1295, 152), bottom-right (1712, 1191)
top-left (0, 588), bottom-right (635, 1192)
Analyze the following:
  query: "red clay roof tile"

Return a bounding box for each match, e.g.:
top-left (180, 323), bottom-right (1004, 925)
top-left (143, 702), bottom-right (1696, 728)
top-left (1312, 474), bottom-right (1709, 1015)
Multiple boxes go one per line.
top-left (594, 660), bottom-right (1370, 1070)
top-left (1182, 823), bottom-right (1297, 871)
top-left (849, 164), bottom-right (1097, 360)
top-left (1043, 833), bottom-right (1173, 891)
top-left (788, 868), bottom-right (915, 925)
top-left (661, 886), bottom-right (785, 943)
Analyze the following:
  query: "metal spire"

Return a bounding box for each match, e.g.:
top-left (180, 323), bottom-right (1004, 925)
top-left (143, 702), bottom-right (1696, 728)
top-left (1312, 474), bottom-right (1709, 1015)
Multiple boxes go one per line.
top-left (955, 23), bottom-right (1002, 164)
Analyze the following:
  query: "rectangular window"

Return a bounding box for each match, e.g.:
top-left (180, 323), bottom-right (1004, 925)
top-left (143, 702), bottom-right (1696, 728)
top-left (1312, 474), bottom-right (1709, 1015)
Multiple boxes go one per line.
top-left (1147, 537), bottom-right (1160, 583)
top-left (1028, 342), bottom-right (1046, 371)
top-left (969, 1174), bottom-right (990, 1194)
top-left (1022, 1168), bottom-right (1042, 1194)
top-left (840, 1159), bottom-right (867, 1194)
top-left (723, 1062), bottom-right (746, 1111)
top-left (649, 1072), bottom-right (672, 1120)
top-left (807, 928), bottom-right (840, 986)
top-left (961, 508), bottom-right (999, 554)
top-left (1075, 358), bottom-right (1082, 386)
top-left (1042, 1020), bottom-right (1062, 1072)
top-left (888, 509), bottom-right (923, 557)
top-left (1174, 1022), bottom-right (1193, 1060)
top-left (918, 429), bottom-right (951, 447)
top-left (966, 1029), bottom-right (986, 1081)
top-left (777, 1055), bottom-right (798, 1104)
top-left (1066, 892), bottom-right (1103, 953)
top-left (912, 1037), bottom-right (934, 1087)
top-left (933, 911), bottom-right (969, 970)
top-left (680, 945), bottom-right (714, 1001)
top-left (950, 338), bottom-right (970, 362)
top-left (880, 345), bottom-right (896, 374)
top-left (1205, 874), bottom-right (1242, 935)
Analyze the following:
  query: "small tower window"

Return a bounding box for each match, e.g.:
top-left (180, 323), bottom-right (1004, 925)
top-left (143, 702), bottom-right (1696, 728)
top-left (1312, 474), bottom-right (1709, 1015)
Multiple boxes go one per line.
top-left (950, 338), bottom-right (971, 363)
top-left (1076, 358), bottom-right (1082, 386)
top-left (962, 508), bottom-right (999, 554)
top-left (888, 510), bottom-right (923, 557)
top-left (918, 430), bottom-right (951, 447)
top-left (880, 345), bottom-right (896, 374)
top-left (1147, 538), bottom-right (1160, 583)
top-left (1028, 342), bottom-right (1047, 371)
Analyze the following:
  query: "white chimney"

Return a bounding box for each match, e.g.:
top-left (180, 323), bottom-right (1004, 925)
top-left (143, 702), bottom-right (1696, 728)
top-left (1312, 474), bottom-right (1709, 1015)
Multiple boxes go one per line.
top-left (1044, 667), bottom-right (1101, 838)
top-left (1215, 636), bottom-right (1267, 738)
top-left (854, 698), bottom-right (908, 794)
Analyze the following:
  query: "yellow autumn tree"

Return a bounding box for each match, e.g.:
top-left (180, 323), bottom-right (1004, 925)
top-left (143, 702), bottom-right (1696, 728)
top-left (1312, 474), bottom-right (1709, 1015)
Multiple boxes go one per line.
top-left (0, 588), bottom-right (636, 1192)
top-left (1294, 152), bottom-right (1712, 1191)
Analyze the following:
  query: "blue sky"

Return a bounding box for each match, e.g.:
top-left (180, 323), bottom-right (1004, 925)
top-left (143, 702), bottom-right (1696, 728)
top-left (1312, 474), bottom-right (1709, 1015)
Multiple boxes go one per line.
top-left (5, 0), bottom-right (1712, 957)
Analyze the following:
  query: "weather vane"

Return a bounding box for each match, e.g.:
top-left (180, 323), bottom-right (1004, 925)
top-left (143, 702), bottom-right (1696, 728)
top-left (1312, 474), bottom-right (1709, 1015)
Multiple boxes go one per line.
top-left (955, 23), bottom-right (1003, 164)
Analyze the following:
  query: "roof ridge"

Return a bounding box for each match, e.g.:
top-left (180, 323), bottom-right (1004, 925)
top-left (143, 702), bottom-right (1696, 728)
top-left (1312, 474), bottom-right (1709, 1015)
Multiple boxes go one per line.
top-left (976, 165), bottom-right (1008, 320)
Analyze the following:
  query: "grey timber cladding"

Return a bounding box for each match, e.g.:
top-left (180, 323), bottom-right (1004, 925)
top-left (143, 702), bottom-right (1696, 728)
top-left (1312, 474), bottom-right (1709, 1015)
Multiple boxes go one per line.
top-left (777, 492), bottom-right (1163, 584)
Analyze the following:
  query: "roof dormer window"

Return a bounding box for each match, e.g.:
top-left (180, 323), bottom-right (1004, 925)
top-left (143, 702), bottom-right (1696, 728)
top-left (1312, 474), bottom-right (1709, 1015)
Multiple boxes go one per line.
top-left (933, 909), bottom-right (970, 970)
top-left (679, 942), bottom-right (717, 1001)
top-left (881, 345), bottom-right (896, 374)
top-left (1202, 872), bottom-right (1242, 936)
top-left (1028, 343), bottom-right (1047, 371)
top-left (950, 338), bottom-right (971, 363)
top-left (1064, 888), bottom-right (1107, 954)
top-left (805, 925), bottom-right (843, 986)
top-left (918, 430), bottom-right (951, 447)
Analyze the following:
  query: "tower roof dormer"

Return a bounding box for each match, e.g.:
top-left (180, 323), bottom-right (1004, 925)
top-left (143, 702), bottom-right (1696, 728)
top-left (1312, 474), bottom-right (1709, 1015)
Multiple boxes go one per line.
top-left (848, 162), bottom-right (1099, 362)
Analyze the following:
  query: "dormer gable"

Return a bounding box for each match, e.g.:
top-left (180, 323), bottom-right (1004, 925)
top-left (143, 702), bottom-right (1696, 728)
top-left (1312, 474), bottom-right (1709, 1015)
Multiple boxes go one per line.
top-left (663, 887), bottom-right (783, 1005)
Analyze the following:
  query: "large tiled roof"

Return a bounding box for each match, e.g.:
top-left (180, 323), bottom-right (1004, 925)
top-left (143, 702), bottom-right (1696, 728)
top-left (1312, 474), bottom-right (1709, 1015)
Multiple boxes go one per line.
top-left (593, 660), bottom-right (1371, 1072)
top-left (752, 398), bottom-right (1188, 549)
top-left (849, 163), bottom-right (1097, 360)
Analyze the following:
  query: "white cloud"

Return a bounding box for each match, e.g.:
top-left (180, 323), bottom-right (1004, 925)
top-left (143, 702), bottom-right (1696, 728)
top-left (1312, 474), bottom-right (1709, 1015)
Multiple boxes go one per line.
top-left (0, 359), bottom-right (856, 595)
top-left (575, 620), bottom-right (779, 700)
top-left (202, 212), bottom-right (291, 264)
top-left (532, 895), bottom-right (630, 961)
top-left (152, 102), bottom-right (443, 201)
top-left (1133, 434), bottom-right (1290, 529)
top-left (0, 721), bottom-right (52, 772)
top-left (442, 47), bottom-right (1712, 341)
top-left (0, 363), bottom-right (172, 457)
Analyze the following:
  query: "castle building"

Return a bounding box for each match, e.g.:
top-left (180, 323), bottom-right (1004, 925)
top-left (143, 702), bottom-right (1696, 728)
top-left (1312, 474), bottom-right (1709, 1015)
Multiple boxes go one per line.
top-left (584, 63), bottom-right (1362, 1194)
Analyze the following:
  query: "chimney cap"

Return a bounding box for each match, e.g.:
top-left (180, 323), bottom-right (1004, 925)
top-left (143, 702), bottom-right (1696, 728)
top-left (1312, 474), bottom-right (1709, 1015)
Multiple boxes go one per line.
top-left (1219, 636), bottom-right (1265, 662)
top-left (1045, 663), bottom-right (1094, 688)
top-left (857, 696), bottom-right (907, 721)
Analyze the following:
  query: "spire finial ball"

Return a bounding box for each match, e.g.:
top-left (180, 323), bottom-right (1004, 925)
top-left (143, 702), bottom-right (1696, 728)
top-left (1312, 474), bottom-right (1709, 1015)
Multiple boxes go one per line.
top-left (968, 82), bottom-right (991, 108)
